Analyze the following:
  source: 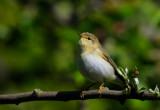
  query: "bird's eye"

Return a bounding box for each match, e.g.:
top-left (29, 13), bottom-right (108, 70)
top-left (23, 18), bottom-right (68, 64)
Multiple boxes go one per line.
top-left (87, 37), bottom-right (91, 40)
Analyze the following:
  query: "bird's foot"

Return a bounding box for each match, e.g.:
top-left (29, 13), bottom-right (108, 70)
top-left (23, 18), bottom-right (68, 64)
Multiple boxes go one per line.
top-left (80, 82), bottom-right (98, 99)
top-left (81, 90), bottom-right (87, 99)
top-left (98, 83), bottom-right (105, 98)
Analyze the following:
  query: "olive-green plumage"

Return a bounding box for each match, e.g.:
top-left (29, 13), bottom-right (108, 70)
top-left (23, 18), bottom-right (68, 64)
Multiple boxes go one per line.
top-left (77, 32), bottom-right (126, 87)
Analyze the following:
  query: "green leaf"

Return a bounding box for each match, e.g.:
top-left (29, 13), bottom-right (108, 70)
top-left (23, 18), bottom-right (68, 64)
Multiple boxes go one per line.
top-left (155, 85), bottom-right (159, 93)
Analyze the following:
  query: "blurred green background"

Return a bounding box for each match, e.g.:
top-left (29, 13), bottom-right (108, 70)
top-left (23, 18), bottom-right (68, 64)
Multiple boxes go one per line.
top-left (0, 0), bottom-right (160, 110)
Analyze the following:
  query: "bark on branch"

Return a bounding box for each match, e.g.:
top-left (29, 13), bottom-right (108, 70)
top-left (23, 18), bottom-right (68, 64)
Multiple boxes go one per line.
top-left (0, 88), bottom-right (159, 105)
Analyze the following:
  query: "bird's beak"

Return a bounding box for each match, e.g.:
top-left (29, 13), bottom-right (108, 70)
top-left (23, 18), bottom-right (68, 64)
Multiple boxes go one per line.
top-left (77, 33), bottom-right (82, 38)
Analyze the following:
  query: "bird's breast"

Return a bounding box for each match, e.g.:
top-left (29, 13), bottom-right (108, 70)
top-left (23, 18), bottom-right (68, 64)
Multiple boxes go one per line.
top-left (77, 52), bottom-right (116, 82)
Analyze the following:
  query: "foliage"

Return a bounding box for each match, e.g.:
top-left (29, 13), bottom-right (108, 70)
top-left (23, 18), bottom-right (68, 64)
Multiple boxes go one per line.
top-left (0, 0), bottom-right (160, 110)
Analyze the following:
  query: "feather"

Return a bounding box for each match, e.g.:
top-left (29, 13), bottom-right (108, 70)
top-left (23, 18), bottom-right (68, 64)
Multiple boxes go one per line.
top-left (99, 46), bottom-right (126, 86)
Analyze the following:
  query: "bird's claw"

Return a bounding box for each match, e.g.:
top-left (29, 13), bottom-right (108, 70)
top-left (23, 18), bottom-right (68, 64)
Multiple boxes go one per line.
top-left (98, 85), bottom-right (105, 98)
top-left (81, 90), bottom-right (87, 99)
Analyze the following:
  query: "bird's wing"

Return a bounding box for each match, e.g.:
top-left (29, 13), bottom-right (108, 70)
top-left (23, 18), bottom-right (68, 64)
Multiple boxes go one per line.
top-left (100, 46), bottom-right (126, 86)
top-left (100, 47), bottom-right (117, 69)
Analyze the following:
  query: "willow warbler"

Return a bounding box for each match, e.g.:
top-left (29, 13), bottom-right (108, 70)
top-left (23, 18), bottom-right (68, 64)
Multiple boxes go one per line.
top-left (77, 32), bottom-right (126, 91)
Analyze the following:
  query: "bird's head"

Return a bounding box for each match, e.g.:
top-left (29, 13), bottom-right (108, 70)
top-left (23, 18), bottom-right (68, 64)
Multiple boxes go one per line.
top-left (78, 32), bottom-right (100, 53)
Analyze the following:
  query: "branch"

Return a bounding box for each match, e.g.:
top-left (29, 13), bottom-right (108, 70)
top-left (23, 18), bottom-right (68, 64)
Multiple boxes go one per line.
top-left (0, 88), bottom-right (159, 105)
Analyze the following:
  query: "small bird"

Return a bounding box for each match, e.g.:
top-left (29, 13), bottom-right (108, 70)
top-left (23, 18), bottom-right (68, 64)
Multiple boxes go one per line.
top-left (76, 32), bottom-right (126, 93)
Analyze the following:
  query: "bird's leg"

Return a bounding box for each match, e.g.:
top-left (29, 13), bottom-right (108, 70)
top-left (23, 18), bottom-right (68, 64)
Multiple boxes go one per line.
top-left (81, 82), bottom-right (98, 98)
top-left (98, 79), bottom-right (106, 97)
